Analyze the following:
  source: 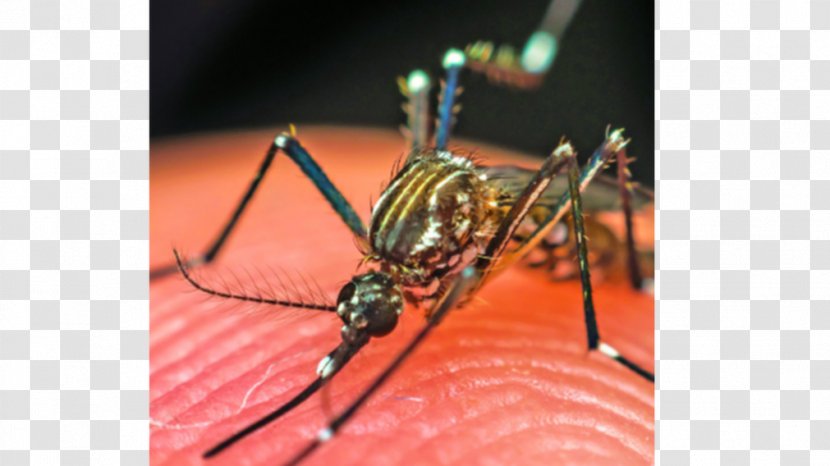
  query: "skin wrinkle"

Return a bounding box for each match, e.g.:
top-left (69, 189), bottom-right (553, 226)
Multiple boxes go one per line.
top-left (150, 313), bottom-right (307, 401)
top-left (361, 343), bottom-right (653, 414)
top-left (151, 128), bottom-right (653, 465)
top-left (187, 314), bottom-right (422, 412)
top-left (152, 364), bottom-right (279, 431)
top-left (464, 427), bottom-right (622, 466)
top-left (438, 277), bottom-right (652, 353)
top-left (151, 302), bottom-right (324, 380)
top-left (150, 283), bottom-right (205, 340)
top-left (408, 388), bottom-right (615, 463)
top-left (154, 299), bottom-right (649, 463)
top-left (151, 287), bottom-right (257, 350)
top-left (158, 331), bottom-right (336, 420)
top-left (371, 367), bottom-right (650, 445)
top-left (271, 342), bottom-right (577, 422)
top-left (153, 284), bottom-right (652, 458)
top-left (150, 278), bottom-right (342, 380)
top-left (330, 382), bottom-right (644, 466)
top-left (366, 326), bottom-right (652, 406)
top-left (156, 320), bottom-right (648, 462)
top-left (437, 317), bottom-right (651, 375)
top-left (440, 410), bottom-right (641, 466)
top-left (350, 385), bottom-right (535, 465)
top-left (153, 345), bottom-right (313, 428)
top-left (152, 316), bottom-right (334, 422)
top-left (189, 333), bottom-right (389, 446)
top-left (152, 313), bottom-right (261, 376)
top-left (206, 354), bottom-right (648, 464)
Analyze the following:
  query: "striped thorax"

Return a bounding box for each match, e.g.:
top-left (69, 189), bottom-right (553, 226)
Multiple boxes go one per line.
top-left (367, 150), bottom-right (501, 288)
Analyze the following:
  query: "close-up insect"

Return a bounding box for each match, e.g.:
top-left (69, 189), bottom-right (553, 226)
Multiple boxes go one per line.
top-left (150, 1), bottom-right (654, 465)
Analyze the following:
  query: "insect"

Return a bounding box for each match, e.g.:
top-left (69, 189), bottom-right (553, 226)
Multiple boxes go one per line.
top-left (151, 5), bottom-right (653, 465)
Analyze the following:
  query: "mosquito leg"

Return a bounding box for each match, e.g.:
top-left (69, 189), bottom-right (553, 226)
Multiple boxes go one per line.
top-left (435, 49), bottom-right (466, 150)
top-left (398, 69), bottom-right (432, 153)
top-left (473, 141), bottom-right (575, 289)
top-left (465, 0), bottom-right (582, 88)
top-left (506, 128), bottom-right (629, 266)
top-left (433, 1), bottom-right (583, 149)
top-left (566, 158), bottom-right (598, 349)
top-left (616, 147), bottom-right (643, 289)
top-left (276, 134), bottom-right (367, 237)
top-left (150, 131), bottom-right (367, 280)
top-left (566, 157), bottom-right (654, 382)
top-left (282, 267), bottom-right (481, 466)
top-left (435, 0), bottom-right (581, 148)
top-left (203, 336), bottom-right (369, 459)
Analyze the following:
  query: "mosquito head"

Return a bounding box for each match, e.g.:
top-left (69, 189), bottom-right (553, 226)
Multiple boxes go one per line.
top-left (336, 272), bottom-right (404, 338)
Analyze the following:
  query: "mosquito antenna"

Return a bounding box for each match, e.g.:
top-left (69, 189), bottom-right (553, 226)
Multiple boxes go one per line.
top-left (266, 264), bottom-right (289, 302)
top-left (217, 270), bottom-right (234, 298)
top-left (229, 268), bottom-right (249, 298)
top-left (284, 270), bottom-right (305, 306)
top-left (615, 146), bottom-right (643, 289)
top-left (298, 270), bottom-right (319, 306)
top-left (241, 266), bottom-right (263, 298)
top-left (299, 269), bottom-right (327, 307)
top-left (252, 266), bottom-right (276, 301)
top-left (310, 275), bottom-right (330, 307)
top-left (174, 250), bottom-right (337, 312)
top-left (203, 337), bottom-right (370, 459)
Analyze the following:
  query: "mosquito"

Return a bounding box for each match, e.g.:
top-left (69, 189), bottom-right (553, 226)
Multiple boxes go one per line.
top-left (152, 8), bottom-right (653, 466)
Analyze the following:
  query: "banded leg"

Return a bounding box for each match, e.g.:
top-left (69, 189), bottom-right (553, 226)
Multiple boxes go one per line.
top-left (398, 69), bottom-right (432, 154)
top-left (566, 156), bottom-right (654, 382)
top-left (432, 0), bottom-right (582, 149)
top-left (429, 1), bottom-right (582, 151)
top-left (473, 141), bottom-right (575, 288)
top-left (616, 146), bottom-right (644, 289)
top-left (465, 0), bottom-right (582, 88)
top-left (150, 131), bottom-right (367, 279)
top-left (482, 128), bottom-right (628, 280)
top-left (435, 49), bottom-right (466, 150)
top-left (282, 139), bottom-right (576, 465)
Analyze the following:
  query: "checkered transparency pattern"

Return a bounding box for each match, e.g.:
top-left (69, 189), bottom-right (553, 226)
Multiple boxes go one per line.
top-left (0, 1), bottom-right (149, 465)
top-left (657, 0), bottom-right (830, 464)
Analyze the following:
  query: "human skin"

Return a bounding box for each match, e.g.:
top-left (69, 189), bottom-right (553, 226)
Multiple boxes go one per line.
top-left (150, 127), bottom-right (654, 466)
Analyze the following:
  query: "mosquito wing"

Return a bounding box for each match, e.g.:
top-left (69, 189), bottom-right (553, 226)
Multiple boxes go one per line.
top-left (484, 164), bottom-right (653, 212)
top-left (474, 163), bottom-right (653, 285)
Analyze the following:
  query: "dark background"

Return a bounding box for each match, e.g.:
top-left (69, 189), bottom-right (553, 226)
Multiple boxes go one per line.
top-left (151, 0), bottom-right (654, 186)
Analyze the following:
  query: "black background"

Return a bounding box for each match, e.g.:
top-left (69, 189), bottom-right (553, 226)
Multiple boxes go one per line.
top-left (151, 0), bottom-right (654, 186)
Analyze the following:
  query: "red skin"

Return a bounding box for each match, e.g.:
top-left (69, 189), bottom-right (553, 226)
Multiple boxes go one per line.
top-left (150, 127), bottom-right (654, 466)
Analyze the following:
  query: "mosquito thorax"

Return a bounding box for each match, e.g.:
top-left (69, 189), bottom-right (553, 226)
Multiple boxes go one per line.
top-left (336, 272), bottom-right (404, 338)
top-left (367, 150), bottom-right (499, 287)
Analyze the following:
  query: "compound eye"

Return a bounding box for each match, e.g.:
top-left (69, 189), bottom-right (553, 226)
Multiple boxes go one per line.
top-left (366, 309), bottom-right (398, 337)
top-left (337, 282), bottom-right (357, 305)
